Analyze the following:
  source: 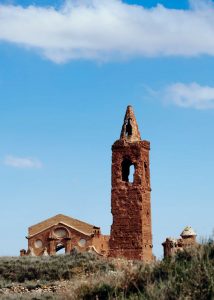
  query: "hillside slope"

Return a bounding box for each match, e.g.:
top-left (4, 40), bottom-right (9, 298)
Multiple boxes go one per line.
top-left (1, 242), bottom-right (214, 299)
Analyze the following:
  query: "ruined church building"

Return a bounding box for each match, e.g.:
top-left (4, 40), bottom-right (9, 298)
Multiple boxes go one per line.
top-left (21, 106), bottom-right (196, 260)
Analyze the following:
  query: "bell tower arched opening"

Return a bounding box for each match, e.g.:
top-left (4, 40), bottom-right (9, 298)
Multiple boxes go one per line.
top-left (121, 158), bottom-right (135, 183)
top-left (125, 118), bottom-right (132, 136)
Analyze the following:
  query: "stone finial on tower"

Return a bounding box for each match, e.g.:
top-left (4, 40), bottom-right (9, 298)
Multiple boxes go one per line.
top-left (120, 105), bottom-right (141, 142)
top-left (180, 226), bottom-right (197, 238)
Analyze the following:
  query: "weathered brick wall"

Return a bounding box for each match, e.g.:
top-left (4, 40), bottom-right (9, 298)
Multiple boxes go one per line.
top-left (91, 235), bottom-right (110, 256)
top-left (23, 214), bottom-right (110, 257)
top-left (28, 224), bottom-right (93, 256)
top-left (162, 235), bottom-right (197, 258)
top-left (109, 106), bottom-right (153, 262)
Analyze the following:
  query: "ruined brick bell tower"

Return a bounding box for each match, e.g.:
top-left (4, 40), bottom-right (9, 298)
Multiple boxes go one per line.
top-left (109, 106), bottom-right (153, 261)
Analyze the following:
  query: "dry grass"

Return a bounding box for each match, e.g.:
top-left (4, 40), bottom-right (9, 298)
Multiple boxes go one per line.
top-left (1, 242), bottom-right (214, 299)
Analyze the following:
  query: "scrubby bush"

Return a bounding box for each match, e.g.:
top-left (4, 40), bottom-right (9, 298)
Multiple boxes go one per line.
top-left (0, 252), bottom-right (114, 286)
top-left (77, 243), bottom-right (214, 300)
top-left (1, 242), bottom-right (214, 299)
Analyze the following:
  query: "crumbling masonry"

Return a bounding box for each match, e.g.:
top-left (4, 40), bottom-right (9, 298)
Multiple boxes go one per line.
top-left (21, 105), bottom-right (154, 261)
top-left (109, 106), bottom-right (153, 262)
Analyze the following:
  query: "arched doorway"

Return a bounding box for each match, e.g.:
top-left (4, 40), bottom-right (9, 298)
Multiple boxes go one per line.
top-left (56, 243), bottom-right (66, 255)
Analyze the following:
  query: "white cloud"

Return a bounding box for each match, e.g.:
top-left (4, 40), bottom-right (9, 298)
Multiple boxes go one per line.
top-left (4, 155), bottom-right (43, 169)
top-left (0, 0), bottom-right (214, 62)
top-left (163, 82), bottom-right (214, 109)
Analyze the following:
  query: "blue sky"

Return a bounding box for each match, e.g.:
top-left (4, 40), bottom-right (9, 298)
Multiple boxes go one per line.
top-left (1, 0), bottom-right (214, 258)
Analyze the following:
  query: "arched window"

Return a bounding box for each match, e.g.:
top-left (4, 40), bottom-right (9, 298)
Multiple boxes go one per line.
top-left (122, 158), bottom-right (135, 183)
top-left (125, 118), bottom-right (132, 136)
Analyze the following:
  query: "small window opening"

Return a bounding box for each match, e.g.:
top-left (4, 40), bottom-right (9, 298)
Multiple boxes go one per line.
top-left (122, 158), bottom-right (135, 183)
top-left (56, 243), bottom-right (65, 255)
top-left (125, 118), bottom-right (132, 136)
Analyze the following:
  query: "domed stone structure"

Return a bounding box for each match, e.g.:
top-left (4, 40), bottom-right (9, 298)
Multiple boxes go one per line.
top-left (181, 226), bottom-right (197, 238)
top-left (162, 226), bottom-right (197, 258)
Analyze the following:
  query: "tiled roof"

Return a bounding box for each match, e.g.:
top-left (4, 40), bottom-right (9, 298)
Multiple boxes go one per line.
top-left (28, 214), bottom-right (99, 237)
